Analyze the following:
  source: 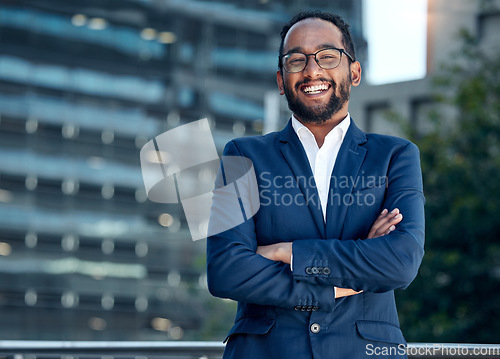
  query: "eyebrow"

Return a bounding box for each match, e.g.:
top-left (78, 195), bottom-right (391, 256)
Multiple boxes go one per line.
top-left (284, 43), bottom-right (339, 55)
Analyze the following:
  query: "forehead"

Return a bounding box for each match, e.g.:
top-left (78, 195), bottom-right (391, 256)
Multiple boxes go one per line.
top-left (283, 18), bottom-right (344, 53)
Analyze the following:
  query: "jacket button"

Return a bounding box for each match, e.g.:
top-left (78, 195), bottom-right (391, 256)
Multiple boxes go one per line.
top-left (305, 267), bottom-right (312, 274)
top-left (294, 306), bottom-right (301, 311)
top-left (312, 306), bottom-right (319, 311)
top-left (323, 267), bottom-right (331, 275)
top-left (311, 267), bottom-right (319, 274)
top-left (317, 267), bottom-right (323, 275)
top-left (310, 323), bottom-right (321, 334)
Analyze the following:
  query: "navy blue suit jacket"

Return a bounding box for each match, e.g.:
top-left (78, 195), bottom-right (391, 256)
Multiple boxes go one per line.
top-left (207, 119), bottom-right (425, 359)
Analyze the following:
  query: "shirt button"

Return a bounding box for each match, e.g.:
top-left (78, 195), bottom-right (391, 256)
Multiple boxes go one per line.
top-left (310, 323), bottom-right (321, 334)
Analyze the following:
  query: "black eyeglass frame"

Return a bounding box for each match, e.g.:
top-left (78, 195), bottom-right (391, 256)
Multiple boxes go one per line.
top-left (281, 47), bottom-right (355, 73)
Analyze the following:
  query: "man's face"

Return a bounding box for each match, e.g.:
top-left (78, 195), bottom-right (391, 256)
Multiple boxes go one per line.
top-left (277, 18), bottom-right (359, 124)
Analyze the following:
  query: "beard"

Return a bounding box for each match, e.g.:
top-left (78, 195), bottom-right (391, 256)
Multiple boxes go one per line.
top-left (284, 75), bottom-right (351, 125)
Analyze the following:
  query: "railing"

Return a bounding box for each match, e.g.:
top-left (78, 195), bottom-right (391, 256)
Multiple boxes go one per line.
top-left (0, 341), bottom-right (499, 359)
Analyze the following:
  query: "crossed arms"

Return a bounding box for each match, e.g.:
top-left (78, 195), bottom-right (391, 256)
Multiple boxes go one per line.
top-left (207, 139), bottom-right (425, 312)
top-left (256, 208), bottom-right (404, 298)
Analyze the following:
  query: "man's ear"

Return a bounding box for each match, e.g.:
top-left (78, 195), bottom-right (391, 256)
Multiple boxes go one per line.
top-left (350, 61), bottom-right (362, 87)
top-left (276, 70), bottom-right (285, 95)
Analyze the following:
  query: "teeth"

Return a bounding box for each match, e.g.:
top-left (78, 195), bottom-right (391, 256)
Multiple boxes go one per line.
top-left (303, 84), bottom-right (329, 94)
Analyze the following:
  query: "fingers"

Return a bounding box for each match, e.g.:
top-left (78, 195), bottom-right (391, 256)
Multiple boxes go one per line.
top-left (367, 208), bottom-right (403, 239)
top-left (375, 208), bottom-right (389, 222)
top-left (335, 287), bottom-right (363, 298)
top-left (377, 209), bottom-right (403, 234)
top-left (371, 208), bottom-right (395, 232)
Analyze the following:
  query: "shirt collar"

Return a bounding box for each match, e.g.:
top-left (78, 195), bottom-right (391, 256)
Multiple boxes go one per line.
top-left (292, 113), bottom-right (351, 143)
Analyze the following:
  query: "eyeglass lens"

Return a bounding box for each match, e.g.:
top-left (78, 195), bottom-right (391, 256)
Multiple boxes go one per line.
top-left (283, 48), bottom-right (342, 73)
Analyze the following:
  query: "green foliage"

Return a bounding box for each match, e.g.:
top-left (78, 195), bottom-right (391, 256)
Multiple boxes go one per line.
top-left (396, 31), bottom-right (500, 343)
top-left (197, 296), bottom-right (237, 341)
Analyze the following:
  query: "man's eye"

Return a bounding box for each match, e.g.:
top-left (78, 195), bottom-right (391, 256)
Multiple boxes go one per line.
top-left (289, 58), bottom-right (305, 64)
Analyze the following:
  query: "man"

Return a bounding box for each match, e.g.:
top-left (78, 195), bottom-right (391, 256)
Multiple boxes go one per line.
top-left (207, 10), bottom-right (425, 359)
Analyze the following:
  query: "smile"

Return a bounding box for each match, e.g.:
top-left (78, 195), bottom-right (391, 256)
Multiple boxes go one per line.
top-left (301, 83), bottom-right (331, 95)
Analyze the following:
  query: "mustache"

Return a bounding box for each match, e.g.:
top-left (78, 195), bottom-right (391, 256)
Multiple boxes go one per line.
top-left (294, 78), bottom-right (335, 91)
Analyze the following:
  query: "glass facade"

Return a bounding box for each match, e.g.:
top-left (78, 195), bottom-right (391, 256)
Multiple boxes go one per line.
top-left (0, 0), bottom-right (364, 341)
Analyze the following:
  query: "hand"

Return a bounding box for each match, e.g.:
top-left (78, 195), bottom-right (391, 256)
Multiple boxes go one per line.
top-left (335, 287), bottom-right (363, 298)
top-left (367, 208), bottom-right (403, 239)
top-left (256, 242), bottom-right (292, 264)
top-left (335, 208), bottom-right (403, 299)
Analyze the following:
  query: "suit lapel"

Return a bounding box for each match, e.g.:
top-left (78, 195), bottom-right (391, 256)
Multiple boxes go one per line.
top-left (278, 121), bottom-right (326, 238)
top-left (326, 121), bottom-right (367, 239)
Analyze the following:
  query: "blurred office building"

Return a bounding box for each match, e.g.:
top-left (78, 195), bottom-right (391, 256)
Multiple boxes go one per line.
top-left (0, 0), bottom-right (365, 340)
top-left (349, 0), bottom-right (500, 137)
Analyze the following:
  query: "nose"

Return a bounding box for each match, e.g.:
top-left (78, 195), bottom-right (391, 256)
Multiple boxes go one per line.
top-left (303, 55), bottom-right (323, 78)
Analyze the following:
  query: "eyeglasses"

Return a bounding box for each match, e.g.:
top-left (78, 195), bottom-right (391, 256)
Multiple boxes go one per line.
top-left (281, 47), bottom-right (354, 73)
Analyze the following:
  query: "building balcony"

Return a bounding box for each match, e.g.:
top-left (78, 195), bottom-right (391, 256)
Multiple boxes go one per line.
top-left (0, 341), bottom-right (499, 359)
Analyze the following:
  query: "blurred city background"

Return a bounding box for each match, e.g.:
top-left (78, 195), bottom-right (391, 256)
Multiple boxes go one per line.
top-left (0, 0), bottom-right (498, 344)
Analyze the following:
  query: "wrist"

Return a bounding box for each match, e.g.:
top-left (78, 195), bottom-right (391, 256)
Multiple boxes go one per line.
top-left (278, 243), bottom-right (292, 264)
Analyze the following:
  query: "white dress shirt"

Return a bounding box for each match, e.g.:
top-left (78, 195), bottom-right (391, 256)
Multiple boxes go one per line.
top-left (289, 114), bottom-right (350, 279)
top-left (291, 114), bottom-right (351, 221)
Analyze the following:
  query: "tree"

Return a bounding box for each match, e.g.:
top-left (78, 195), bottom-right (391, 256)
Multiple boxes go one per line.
top-left (396, 30), bottom-right (500, 343)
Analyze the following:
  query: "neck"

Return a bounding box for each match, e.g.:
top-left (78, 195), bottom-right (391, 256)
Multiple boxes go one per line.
top-left (297, 109), bottom-right (348, 148)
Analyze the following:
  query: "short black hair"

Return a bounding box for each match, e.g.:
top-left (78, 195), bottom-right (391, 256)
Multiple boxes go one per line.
top-left (278, 10), bottom-right (356, 72)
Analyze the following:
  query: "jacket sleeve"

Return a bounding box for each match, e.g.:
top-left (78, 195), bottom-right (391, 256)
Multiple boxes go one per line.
top-left (292, 142), bottom-right (425, 293)
top-left (206, 140), bottom-right (336, 312)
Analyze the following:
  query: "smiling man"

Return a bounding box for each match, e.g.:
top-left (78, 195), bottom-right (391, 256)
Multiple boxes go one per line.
top-left (207, 11), bottom-right (425, 359)
top-left (278, 17), bottom-right (356, 132)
